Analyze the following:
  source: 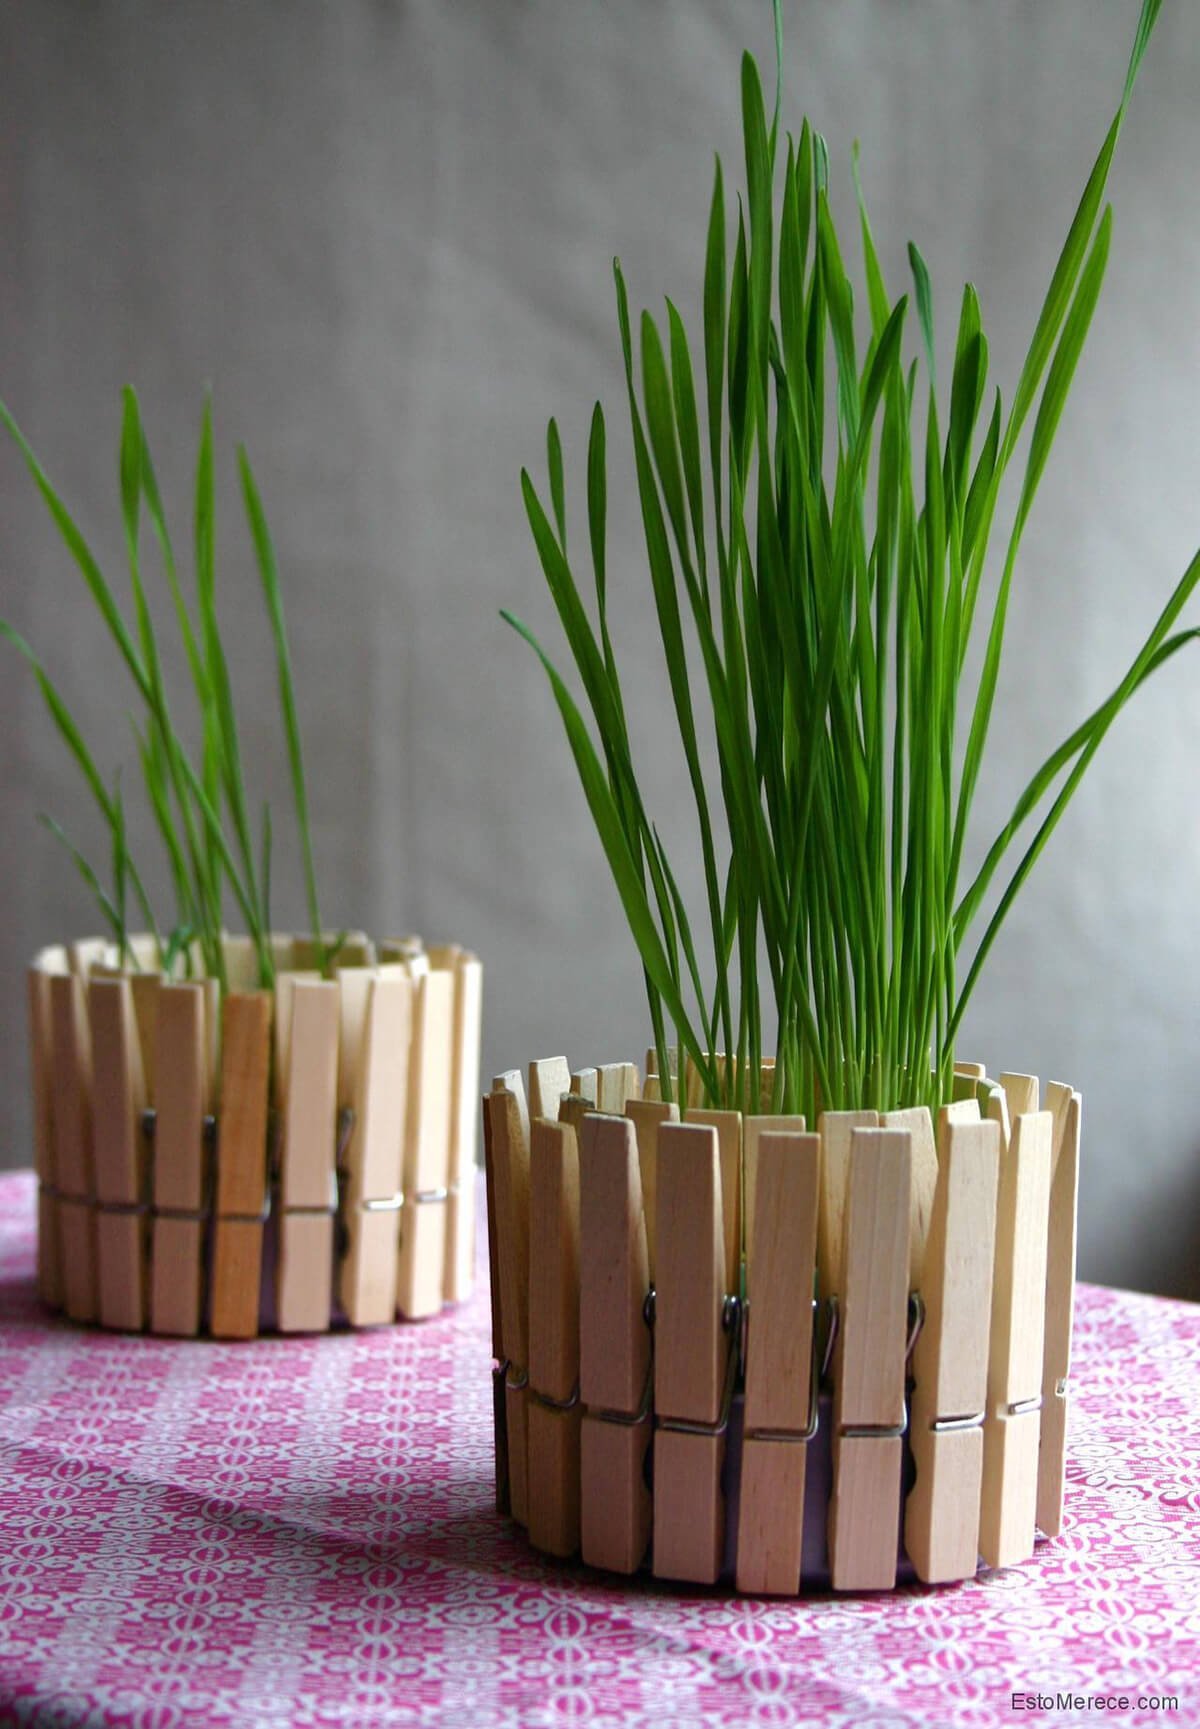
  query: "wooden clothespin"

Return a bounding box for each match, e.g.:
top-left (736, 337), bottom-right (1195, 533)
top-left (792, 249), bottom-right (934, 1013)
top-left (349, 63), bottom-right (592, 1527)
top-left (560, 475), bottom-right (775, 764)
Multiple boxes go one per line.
top-left (338, 970), bottom-right (411, 1325)
top-left (653, 1120), bottom-right (732, 1585)
top-left (828, 1126), bottom-right (912, 1591)
top-left (488, 1077), bottom-right (532, 1524)
top-left (276, 977), bottom-right (340, 1333)
top-left (1038, 1085), bottom-right (1080, 1539)
top-left (47, 967), bottom-right (96, 1323)
top-left (952, 1060), bottom-right (987, 1104)
top-left (89, 975), bottom-right (149, 1331)
top-left (905, 1112), bottom-right (1000, 1582)
top-left (642, 1048), bottom-right (661, 1104)
top-left (529, 1056), bottom-right (571, 1124)
top-left (687, 1108), bottom-right (743, 1298)
top-left (624, 1098), bottom-right (679, 1284)
top-left (597, 1062), bottom-right (640, 1114)
top-left (579, 1112), bottom-right (653, 1574)
top-left (397, 967), bottom-right (455, 1318)
top-left (444, 952), bottom-right (483, 1306)
top-left (151, 981), bottom-right (213, 1336)
top-left (570, 1068), bottom-right (599, 1107)
top-left (984, 1083), bottom-right (1012, 1153)
top-left (880, 1105), bottom-right (939, 1295)
top-left (482, 1086), bottom-right (509, 1512)
top-left (210, 992), bottom-right (273, 1339)
top-left (736, 1130), bottom-right (820, 1595)
top-left (27, 954), bottom-right (64, 1309)
top-left (527, 1118), bottom-right (582, 1557)
top-left (816, 1109), bottom-right (879, 1304)
top-left (999, 1072), bottom-right (1039, 1122)
top-left (980, 1108), bottom-right (1052, 1569)
top-left (743, 1114), bottom-right (805, 1273)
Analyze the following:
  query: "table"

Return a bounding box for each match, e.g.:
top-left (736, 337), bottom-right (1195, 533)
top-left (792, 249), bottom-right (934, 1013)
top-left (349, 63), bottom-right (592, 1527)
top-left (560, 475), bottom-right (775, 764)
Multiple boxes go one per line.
top-left (1, 1170), bottom-right (1197, 1728)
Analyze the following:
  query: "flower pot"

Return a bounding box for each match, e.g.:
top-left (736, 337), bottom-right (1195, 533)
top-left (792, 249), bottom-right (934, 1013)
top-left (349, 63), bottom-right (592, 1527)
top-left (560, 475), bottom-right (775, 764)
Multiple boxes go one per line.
top-left (26, 931), bottom-right (482, 1339)
top-left (483, 1052), bottom-right (1078, 1595)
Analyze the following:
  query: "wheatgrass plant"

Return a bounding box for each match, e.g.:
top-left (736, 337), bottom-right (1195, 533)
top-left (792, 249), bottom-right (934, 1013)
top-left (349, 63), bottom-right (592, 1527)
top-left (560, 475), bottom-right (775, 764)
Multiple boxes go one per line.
top-left (2, 389), bottom-right (333, 993)
top-left (507, 0), bottom-right (1199, 1120)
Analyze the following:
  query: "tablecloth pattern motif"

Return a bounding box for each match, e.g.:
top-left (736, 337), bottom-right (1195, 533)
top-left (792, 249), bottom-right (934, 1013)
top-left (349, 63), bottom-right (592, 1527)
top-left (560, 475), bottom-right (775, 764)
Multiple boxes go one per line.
top-left (1, 1170), bottom-right (1197, 1729)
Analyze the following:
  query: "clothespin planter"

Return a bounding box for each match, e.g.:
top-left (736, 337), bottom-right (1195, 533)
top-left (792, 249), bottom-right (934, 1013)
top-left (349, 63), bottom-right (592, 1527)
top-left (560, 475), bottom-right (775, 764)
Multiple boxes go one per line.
top-left (26, 931), bottom-right (481, 1338)
top-left (487, 1049), bottom-right (1081, 1596)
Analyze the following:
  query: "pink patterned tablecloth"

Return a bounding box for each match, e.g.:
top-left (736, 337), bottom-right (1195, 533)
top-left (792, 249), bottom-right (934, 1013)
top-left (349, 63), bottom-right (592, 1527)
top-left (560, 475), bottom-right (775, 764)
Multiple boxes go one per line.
top-left (1, 1169), bottom-right (1198, 1729)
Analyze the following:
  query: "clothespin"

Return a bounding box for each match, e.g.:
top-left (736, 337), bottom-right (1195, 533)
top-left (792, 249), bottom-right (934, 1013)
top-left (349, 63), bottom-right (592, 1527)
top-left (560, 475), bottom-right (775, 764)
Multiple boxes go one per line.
top-left (597, 1062), bottom-right (640, 1113)
top-left (89, 975), bottom-right (148, 1331)
top-left (952, 1060), bottom-right (987, 1104)
top-left (880, 1105), bottom-right (939, 1296)
top-left (210, 991), bottom-right (273, 1339)
top-left (47, 967), bottom-right (96, 1323)
top-left (151, 981), bottom-right (215, 1337)
top-left (743, 1114), bottom-right (805, 1272)
top-left (999, 1072), bottom-right (1039, 1122)
top-left (642, 1047), bottom-right (661, 1104)
top-left (1038, 1085), bottom-right (1080, 1539)
top-left (579, 1112), bottom-right (652, 1574)
top-left (687, 1108), bottom-right (743, 1298)
top-left (489, 1076), bottom-right (532, 1524)
top-left (736, 1130), bottom-right (820, 1595)
top-left (984, 1083), bottom-right (1012, 1153)
top-left (624, 1098), bottom-right (680, 1284)
top-left (443, 952), bottom-right (483, 1307)
top-left (397, 967), bottom-right (455, 1317)
top-left (570, 1068), bottom-right (599, 1107)
top-left (526, 1118), bottom-right (582, 1557)
top-left (27, 953), bottom-right (63, 1309)
top-left (529, 1056), bottom-right (571, 1124)
top-left (338, 969), bottom-right (411, 1326)
top-left (816, 1110), bottom-right (879, 1304)
top-left (828, 1126), bottom-right (912, 1591)
top-left (980, 1108), bottom-right (1052, 1569)
top-left (905, 1112), bottom-right (1000, 1582)
top-left (653, 1120), bottom-right (734, 1584)
top-left (482, 1088), bottom-right (510, 1512)
top-left (275, 977), bottom-right (340, 1333)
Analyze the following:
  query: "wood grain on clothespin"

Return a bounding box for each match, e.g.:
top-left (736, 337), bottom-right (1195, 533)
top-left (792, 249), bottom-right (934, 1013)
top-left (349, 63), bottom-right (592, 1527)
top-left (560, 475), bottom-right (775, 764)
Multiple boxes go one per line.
top-left (210, 991), bottom-right (273, 1339)
top-left (624, 1098), bottom-right (679, 1284)
top-left (828, 1126), bottom-right (911, 1591)
top-left (905, 1112), bottom-right (1000, 1582)
top-left (489, 1078), bottom-right (532, 1525)
top-left (88, 975), bottom-right (147, 1332)
top-left (980, 1108), bottom-right (1052, 1570)
top-left (736, 1130), bottom-right (820, 1595)
top-left (569, 1068), bottom-right (599, 1107)
top-left (687, 1108), bottom-right (742, 1296)
top-left (816, 1109), bottom-right (879, 1304)
top-left (397, 967), bottom-right (455, 1318)
top-left (743, 1114), bottom-right (805, 1276)
top-left (444, 953), bottom-right (483, 1307)
top-left (597, 1062), bottom-right (640, 1114)
top-left (1037, 1088), bottom-right (1080, 1540)
top-left (151, 981), bottom-right (210, 1337)
top-left (527, 1118), bottom-right (582, 1558)
top-left (48, 968), bottom-right (96, 1323)
top-left (653, 1120), bottom-right (730, 1585)
top-left (881, 1104), bottom-right (938, 1287)
top-left (276, 978), bottom-right (340, 1333)
top-left (27, 955), bottom-right (63, 1309)
top-left (579, 1112), bottom-right (652, 1575)
top-left (529, 1056), bottom-right (571, 1125)
top-left (339, 970), bottom-right (411, 1326)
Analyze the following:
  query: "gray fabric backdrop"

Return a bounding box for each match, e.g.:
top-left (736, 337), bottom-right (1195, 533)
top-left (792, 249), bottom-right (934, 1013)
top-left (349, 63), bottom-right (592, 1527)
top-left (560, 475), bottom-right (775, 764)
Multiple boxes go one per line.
top-left (1, 2), bottom-right (1197, 1297)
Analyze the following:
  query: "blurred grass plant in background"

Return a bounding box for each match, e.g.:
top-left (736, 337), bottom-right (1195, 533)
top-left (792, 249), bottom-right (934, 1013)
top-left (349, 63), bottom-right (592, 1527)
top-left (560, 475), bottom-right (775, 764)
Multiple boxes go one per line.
top-left (2, 389), bottom-right (333, 991)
